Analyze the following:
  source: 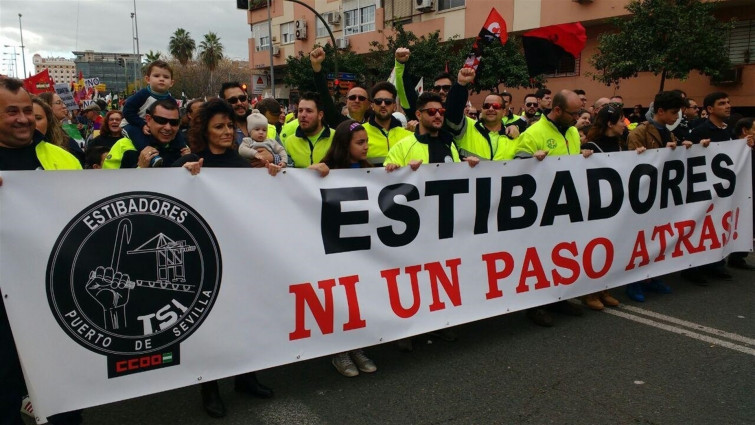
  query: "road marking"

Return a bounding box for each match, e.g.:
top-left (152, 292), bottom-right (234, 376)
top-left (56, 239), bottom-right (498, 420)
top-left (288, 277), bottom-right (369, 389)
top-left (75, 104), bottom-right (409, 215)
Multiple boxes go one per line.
top-left (619, 305), bottom-right (755, 346)
top-left (603, 308), bottom-right (755, 357)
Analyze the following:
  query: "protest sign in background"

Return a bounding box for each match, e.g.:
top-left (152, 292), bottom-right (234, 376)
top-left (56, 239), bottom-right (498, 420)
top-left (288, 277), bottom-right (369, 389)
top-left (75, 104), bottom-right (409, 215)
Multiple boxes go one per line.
top-left (0, 142), bottom-right (751, 421)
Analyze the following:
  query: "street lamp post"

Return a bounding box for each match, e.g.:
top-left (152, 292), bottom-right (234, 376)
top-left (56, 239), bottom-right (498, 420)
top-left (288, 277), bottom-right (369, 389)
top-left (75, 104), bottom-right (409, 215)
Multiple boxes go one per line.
top-left (18, 14), bottom-right (27, 78)
top-left (3, 46), bottom-right (20, 78)
top-left (133, 0), bottom-right (141, 89)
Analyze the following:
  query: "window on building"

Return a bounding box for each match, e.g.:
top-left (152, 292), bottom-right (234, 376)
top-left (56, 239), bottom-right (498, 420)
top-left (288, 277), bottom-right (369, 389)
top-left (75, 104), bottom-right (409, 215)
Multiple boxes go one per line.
top-left (252, 23), bottom-right (270, 51)
top-left (316, 19), bottom-right (329, 38)
top-left (281, 21), bottom-right (295, 44)
top-left (727, 20), bottom-right (754, 65)
top-left (544, 54), bottom-right (581, 78)
top-left (344, 0), bottom-right (376, 36)
top-left (438, 0), bottom-right (465, 10)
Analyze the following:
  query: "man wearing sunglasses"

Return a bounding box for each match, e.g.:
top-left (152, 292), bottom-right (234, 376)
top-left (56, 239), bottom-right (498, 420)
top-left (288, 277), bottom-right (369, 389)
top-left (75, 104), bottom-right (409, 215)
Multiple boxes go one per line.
top-left (522, 94), bottom-right (541, 128)
top-left (445, 68), bottom-right (521, 161)
top-left (104, 99), bottom-right (189, 169)
top-left (362, 81), bottom-right (412, 165)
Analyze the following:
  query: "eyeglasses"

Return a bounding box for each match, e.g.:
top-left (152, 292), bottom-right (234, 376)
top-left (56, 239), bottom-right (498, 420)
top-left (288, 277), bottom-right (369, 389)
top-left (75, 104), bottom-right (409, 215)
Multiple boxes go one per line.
top-left (564, 109), bottom-right (583, 118)
top-left (372, 98), bottom-right (394, 106)
top-left (525, 102), bottom-right (538, 107)
top-left (420, 107), bottom-right (446, 116)
top-left (150, 115), bottom-right (180, 126)
top-left (348, 95), bottom-right (368, 102)
top-left (226, 95), bottom-right (248, 104)
top-left (468, 112), bottom-right (479, 118)
top-left (108, 117), bottom-right (123, 122)
top-left (483, 103), bottom-right (503, 110)
top-left (432, 84), bottom-right (452, 92)
top-left (689, 105), bottom-right (700, 109)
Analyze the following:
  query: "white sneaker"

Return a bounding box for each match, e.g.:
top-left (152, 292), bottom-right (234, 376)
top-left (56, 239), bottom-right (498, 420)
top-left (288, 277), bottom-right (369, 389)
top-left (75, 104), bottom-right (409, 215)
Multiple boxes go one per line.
top-left (350, 349), bottom-right (377, 373)
top-left (332, 352), bottom-right (359, 377)
top-left (20, 395), bottom-right (34, 417)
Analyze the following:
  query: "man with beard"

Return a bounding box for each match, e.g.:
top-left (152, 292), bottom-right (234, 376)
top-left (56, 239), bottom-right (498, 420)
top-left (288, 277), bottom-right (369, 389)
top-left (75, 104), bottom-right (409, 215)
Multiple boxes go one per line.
top-left (282, 91), bottom-right (333, 168)
top-left (522, 93), bottom-right (541, 127)
top-left (516, 89), bottom-right (592, 327)
top-left (220, 82), bottom-right (274, 165)
top-left (362, 81), bottom-right (412, 165)
top-left (385, 77), bottom-right (480, 170)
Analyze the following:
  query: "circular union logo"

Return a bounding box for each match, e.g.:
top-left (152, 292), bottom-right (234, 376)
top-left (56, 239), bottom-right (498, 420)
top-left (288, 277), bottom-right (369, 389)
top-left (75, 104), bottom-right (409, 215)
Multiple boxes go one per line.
top-left (546, 138), bottom-right (557, 150)
top-left (47, 192), bottom-right (222, 356)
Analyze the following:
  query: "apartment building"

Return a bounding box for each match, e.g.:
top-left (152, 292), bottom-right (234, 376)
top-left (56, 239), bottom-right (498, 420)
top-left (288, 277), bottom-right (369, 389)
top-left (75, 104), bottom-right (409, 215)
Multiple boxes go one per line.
top-left (241, 0), bottom-right (754, 108)
top-left (32, 54), bottom-right (77, 85)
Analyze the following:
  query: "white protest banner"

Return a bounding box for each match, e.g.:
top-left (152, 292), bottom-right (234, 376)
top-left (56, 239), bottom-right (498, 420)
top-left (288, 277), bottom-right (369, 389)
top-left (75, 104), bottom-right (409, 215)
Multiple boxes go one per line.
top-left (84, 77), bottom-right (100, 89)
top-left (0, 141), bottom-right (751, 420)
top-left (54, 83), bottom-right (78, 111)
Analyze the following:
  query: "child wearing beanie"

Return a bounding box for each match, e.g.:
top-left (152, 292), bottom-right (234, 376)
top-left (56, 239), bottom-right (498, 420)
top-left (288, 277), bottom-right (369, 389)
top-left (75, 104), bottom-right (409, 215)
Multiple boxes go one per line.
top-left (239, 109), bottom-right (288, 166)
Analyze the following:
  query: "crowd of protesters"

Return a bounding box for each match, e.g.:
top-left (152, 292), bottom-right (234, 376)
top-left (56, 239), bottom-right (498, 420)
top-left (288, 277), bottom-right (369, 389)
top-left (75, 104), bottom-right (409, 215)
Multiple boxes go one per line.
top-left (1, 46), bottom-right (754, 424)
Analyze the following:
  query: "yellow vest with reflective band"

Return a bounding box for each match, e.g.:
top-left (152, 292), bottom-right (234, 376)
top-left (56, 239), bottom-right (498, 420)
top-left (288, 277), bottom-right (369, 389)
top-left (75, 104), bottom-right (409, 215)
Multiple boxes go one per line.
top-left (280, 119), bottom-right (298, 144)
top-left (363, 116), bottom-right (413, 165)
top-left (385, 133), bottom-right (460, 167)
top-left (455, 116), bottom-right (519, 161)
top-left (283, 125), bottom-right (333, 168)
top-left (36, 141), bottom-right (83, 170)
top-left (267, 123), bottom-right (278, 140)
top-left (102, 137), bottom-right (137, 169)
top-left (517, 116), bottom-right (580, 157)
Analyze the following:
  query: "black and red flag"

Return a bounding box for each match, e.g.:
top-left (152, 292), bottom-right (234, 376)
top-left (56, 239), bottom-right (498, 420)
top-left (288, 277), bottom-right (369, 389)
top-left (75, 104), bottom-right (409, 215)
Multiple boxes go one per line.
top-left (522, 23), bottom-right (587, 77)
top-left (463, 8), bottom-right (508, 71)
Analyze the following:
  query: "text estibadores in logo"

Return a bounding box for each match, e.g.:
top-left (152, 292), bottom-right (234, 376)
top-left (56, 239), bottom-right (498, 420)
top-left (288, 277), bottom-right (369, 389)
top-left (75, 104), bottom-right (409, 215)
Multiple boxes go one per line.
top-left (47, 192), bottom-right (221, 377)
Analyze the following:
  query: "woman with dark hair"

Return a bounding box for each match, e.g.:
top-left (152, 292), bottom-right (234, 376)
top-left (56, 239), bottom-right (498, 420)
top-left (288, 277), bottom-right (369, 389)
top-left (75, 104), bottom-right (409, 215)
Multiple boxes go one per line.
top-left (175, 98), bottom-right (277, 418)
top-left (90, 110), bottom-right (124, 149)
top-left (31, 96), bottom-right (85, 166)
top-left (307, 120), bottom-right (378, 377)
top-left (583, 103), bottom-right (627, 154)
top-left (583, 104), bottom-right (659, 306)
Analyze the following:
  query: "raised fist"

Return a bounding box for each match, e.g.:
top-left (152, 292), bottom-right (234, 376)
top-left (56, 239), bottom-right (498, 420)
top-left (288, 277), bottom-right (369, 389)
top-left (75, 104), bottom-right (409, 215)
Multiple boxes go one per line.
top-left (395, 48), bottom-right (411, 64)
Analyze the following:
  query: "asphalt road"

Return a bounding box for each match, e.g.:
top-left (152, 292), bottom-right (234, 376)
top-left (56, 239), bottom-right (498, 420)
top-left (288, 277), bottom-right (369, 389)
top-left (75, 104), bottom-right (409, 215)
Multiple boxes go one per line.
top-left (27, 257), bottom-right (754, 425)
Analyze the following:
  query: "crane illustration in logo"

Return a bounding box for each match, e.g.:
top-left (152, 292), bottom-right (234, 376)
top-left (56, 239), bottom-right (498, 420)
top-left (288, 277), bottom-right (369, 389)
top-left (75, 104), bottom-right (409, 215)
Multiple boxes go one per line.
top-left (85, 218), bottom-right (197, 331)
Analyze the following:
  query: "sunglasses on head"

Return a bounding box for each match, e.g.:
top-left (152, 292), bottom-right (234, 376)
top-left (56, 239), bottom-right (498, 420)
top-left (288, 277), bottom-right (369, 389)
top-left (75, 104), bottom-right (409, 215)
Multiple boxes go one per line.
top-left (150, 115), bottom-right (180, 126)
top-left (483, 102), bottom-right (503, 110)
top-left (420, 107), bottom-right (446, 116)
top-left (226, 95), bottom-right (248, 104)
top-left (432, 84), bottom-right (452, 92)
top-left (348, 95), bottom-right (368, 102)
top-left (525, 102), bottom-right (538, 107)
top-left (372, 98), bottom-right (395, 106)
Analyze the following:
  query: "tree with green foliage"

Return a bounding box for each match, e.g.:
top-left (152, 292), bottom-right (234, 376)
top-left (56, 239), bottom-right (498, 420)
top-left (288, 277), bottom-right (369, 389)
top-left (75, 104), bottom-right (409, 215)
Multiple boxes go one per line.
top-left (364, 25), bottom-right (464, 90)
top-left (457, 35), bottom-right (541, 93)
top-left (169, 28), bottom-right (196, 66)
top-left (199, 32), bottom-right (224, 91)
top-left (589, 0), bottom-right (732, 92)
top-left (283, 43), bottom-right (366, 98)
top-left (143, 50), bottom-right (162, 64)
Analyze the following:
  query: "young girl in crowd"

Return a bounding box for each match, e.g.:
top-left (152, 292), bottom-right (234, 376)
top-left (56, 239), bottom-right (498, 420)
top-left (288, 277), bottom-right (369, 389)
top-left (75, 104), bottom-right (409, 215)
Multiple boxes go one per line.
top-left (309, 120), bottom-right (376, 377)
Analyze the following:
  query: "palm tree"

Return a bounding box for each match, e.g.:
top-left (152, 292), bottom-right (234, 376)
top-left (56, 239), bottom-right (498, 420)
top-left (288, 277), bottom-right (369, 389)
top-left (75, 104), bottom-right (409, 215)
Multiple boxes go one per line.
top-left (198, 32), bottom-right (224, 92)
top-left (144, 50), bottom-right (163, 64)
top-left (169, 28), bottom-right (196, 66)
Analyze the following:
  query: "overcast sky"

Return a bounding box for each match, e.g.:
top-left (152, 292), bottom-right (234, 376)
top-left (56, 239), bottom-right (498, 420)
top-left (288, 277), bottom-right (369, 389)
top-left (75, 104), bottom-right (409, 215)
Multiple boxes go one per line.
top-left (0, 0), bottom-right (252, 78)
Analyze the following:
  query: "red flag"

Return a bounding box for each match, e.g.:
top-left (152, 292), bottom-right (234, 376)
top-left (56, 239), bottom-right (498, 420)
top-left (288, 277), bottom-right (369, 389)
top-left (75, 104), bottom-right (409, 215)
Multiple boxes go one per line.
top-left (522, 23), bottom-right (587, 76)
top-left (23, 69), bottom-right (55, 95)
top-left (463, 8), bottom-right (508, 71)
